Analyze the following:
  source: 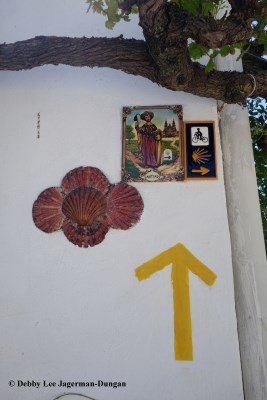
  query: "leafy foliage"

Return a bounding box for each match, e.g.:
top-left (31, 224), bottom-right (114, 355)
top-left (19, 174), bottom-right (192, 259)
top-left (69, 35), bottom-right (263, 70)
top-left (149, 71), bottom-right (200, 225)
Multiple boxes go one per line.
top-left (177, 0), bottom-right (266, 69)
top-left (87, 0), bottom-right (266, 72)
top-left (125, 124), bottom-right (135, 139)
top-left (173, 0), bottom-right (228, 17)
top-left (188, 40), bottom-right (247, 72)
top-left (86, 0), bottom-right (134, 29)
top-left (247, 97), bottom-right (267, 251)
top-left (125, 157), bottom-right (141, 178)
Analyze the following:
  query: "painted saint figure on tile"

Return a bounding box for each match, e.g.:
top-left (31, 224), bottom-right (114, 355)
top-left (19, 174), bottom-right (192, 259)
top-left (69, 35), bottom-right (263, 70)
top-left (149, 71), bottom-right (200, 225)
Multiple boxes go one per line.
top-left (122, 105), bottom-right (184, 182)
top-left (134, 111), bottom-right (162, 168)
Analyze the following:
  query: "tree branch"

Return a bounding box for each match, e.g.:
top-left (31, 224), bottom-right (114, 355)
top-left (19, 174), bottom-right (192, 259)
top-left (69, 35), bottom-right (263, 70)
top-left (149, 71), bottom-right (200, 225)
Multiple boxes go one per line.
top-left (187, 63), bottom-right (266, 103)
top-left (121, 0), bottom-right (263, 50)
top-left (0, 36), bottom-right (157, 81)
top-left (138, 2), bottom-right (193, 86)
top-left (0, 36), bottom-right (266, 103)
top-left (148, 2), bottom-right (263, 50)
top-left (162, 2), bottom-right (254, 49)
top-left (185, 14), bottom-right (252, 48)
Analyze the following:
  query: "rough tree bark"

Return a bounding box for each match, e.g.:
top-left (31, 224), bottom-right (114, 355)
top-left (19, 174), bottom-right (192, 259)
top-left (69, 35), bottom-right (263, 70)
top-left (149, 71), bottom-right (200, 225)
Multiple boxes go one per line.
top-left (0, 0), bottom-right (266, 103)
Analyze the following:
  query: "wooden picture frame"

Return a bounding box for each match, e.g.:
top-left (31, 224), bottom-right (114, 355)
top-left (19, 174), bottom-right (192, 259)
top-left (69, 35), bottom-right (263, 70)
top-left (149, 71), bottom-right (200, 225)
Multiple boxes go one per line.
top-left (184, 121), bottom-right (217, 180)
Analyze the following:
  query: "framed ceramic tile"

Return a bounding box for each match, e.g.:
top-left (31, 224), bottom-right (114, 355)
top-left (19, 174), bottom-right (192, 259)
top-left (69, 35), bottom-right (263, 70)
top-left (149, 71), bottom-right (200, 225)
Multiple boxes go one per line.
top-left (122, 105), bottom-right (184, 182)
top-left (184, 121), bottom-right (217, 180)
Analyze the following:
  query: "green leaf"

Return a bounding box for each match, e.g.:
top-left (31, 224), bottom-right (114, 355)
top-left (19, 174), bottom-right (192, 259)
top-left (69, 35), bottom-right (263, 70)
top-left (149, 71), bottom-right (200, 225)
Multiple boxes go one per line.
top-left (131, 5), bottom-right (139, 13)
top-left (175, 0), bottom-right (228, 16)
top-left (210, 49), bottom-right (220, 58)
top-left (234, 42), bottom-right (244, 50)
top-left (106, 0), bottom-right (119, 20)
top-left (105, 20), bottom-right (116, 29)
top-left (205, 58), bottom-right (215, 72)
top-left (188, 42), bottom-right (208, 60)
top-left (99, 0), bottom-right (120, 29)
top-left (220, 45), bottom-right (230, 56)
top-left (178, 0), bottom-right (200, 16)
top-left (229, 46), bottom-right (236, 55)
top-left (201, 0), bottom-right (215, 16)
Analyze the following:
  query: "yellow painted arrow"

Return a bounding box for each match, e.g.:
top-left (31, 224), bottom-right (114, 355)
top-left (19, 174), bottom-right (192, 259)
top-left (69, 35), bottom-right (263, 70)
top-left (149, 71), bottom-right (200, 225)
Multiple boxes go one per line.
top-left (192, 166), bottom-right (210, 175)
top-left (135, 243), bottom-right (217, 361)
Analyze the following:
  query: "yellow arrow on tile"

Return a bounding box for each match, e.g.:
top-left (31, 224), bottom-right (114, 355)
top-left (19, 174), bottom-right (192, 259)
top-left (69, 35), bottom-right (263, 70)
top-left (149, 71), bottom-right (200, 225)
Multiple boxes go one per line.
top-left (191, 166), bottom-right (210, 175)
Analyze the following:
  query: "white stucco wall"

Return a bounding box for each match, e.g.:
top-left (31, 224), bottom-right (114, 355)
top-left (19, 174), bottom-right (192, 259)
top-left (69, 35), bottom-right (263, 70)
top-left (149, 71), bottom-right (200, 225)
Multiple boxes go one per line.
top-left (0, 1), bottom-right (244, 400)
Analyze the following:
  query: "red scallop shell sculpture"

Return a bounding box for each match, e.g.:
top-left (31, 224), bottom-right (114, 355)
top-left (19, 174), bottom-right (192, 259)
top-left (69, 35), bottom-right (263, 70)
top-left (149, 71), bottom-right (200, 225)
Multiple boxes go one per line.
top-left (107, 183), bottom-right (144, 230)
top-left (32, 166), bottom-right (144, 247)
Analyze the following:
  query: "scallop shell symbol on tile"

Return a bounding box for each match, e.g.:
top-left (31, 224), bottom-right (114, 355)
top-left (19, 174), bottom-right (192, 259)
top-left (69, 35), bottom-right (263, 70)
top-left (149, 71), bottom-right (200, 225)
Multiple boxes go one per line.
top-left (192, 148), bottom-right (211, 165)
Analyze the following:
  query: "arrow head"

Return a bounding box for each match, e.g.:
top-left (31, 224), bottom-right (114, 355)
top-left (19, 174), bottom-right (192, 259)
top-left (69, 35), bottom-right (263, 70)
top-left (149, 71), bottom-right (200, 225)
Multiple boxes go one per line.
top-left (135, 243), bottom-right (217, 286)
top-left (200, 166), bottom-right (210, 175)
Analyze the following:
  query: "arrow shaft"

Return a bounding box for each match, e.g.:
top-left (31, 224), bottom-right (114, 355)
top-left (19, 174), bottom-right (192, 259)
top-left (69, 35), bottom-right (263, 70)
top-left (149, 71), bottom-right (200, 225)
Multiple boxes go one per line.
top-left (192, 169), bottom-right (201, 173)
top-left (172, 263), bottom-right (193, 360)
